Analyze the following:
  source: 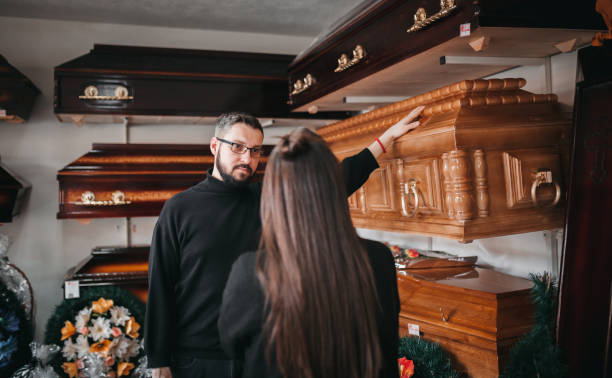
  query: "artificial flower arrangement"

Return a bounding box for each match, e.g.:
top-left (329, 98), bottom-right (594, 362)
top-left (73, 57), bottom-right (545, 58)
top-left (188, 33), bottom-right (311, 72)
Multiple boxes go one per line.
top-left (384, 242), bottom-right (420, 259)
top-left (59, 297), bottom-right (140, 377)
top-left (398, 357), bottom-right (415, 378)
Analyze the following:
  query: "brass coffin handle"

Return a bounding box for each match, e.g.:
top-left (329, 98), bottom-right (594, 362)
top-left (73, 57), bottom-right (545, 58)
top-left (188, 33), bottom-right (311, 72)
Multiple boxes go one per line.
top-left (334, 45), bottom-right (367, 72)
top-left (400, 179), bottom-right (419, 218)
top-left (76, 190), bottom-right (132, 206)
top-left (291, 74), bottom-right (316, 95)
top-left (407, 0), bottom-right (458, 33)
top-left (79, 85), bottom-right (134, 101)
top-left (530, 170), bottom-right (561, 207)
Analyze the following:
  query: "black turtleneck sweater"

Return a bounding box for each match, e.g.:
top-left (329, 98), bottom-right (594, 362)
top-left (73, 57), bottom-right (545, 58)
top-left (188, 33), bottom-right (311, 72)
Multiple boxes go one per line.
top-left (145, 148), bottom-right (379, 368)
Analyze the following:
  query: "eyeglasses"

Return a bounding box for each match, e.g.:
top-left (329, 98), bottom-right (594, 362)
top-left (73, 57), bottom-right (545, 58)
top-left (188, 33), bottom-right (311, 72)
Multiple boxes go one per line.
top-left (217, 137), bottom-right (263, 157)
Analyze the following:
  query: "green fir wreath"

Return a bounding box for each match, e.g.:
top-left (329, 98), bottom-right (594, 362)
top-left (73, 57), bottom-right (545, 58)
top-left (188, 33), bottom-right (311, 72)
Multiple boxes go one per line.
top-left (397, 335), bottom-right (460, 378)
top-left (44, 286), bottom-right (145, 377)
top-left (501, 272), bottom-right (568, 378)
top-left (0, 278), bottom-right (33, 377)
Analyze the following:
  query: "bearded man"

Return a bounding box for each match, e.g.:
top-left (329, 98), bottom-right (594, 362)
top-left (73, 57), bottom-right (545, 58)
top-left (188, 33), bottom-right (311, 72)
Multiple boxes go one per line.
top-left (145, 109), bottom-right (423, 378)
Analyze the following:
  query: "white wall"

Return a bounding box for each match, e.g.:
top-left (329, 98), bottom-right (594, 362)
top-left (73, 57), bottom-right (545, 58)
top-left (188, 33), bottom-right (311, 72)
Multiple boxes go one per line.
top-left (0, 16), bottom-right (579, 340)
top-left (0, 16), bottom-right (313, 339)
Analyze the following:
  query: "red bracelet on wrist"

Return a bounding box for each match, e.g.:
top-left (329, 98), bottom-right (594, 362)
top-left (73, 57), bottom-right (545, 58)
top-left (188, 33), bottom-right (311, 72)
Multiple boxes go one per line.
top-left (376, 137), bottom-right (386, 153)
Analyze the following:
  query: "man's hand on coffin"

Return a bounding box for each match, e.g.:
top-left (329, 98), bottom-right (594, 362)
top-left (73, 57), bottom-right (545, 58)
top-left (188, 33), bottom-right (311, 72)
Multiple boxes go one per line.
top-left (368, 106), bottom-right (425, 158)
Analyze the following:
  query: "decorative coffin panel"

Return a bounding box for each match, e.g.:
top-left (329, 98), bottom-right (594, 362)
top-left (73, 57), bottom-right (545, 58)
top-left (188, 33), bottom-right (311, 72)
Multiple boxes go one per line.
top-left (57, 143), bottom-right (272, 219)
top-left (397, 267), bottom-right (534, 377)
top-left (318, 78), bottom-right (572, 242)
top-left (0, 55), bottom-right (40, 123)
top-left (362, 162), bottom-right (397, 213)
top-left (0, 160), bottom-right (31, 222)
top-left (65, 246), bottom-right (149, 302)
top-left (54, 44), bottom-right (353, 126)
top-left (501, 149), bottom-right (563, 210)
top-left (288, 0), bottom-right (604, 111)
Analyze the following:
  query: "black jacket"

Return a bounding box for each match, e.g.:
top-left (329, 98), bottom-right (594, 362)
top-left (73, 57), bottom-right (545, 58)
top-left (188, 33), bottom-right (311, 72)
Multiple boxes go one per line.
top-left (145, 149), bottom-right (379, 367)
top-left (218, 239), bottom-right (400, 378)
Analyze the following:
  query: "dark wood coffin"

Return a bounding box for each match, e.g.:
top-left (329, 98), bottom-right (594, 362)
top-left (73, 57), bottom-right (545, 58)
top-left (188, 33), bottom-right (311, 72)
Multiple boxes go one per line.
top-left (65, 246), bottom-right (149, 302)
top-left (0, 55), bottom-right (40, 123)
top-left (397, 266), bottom-right (534, 377)
top-left (557, 43), bottom-right (612, 378)
top-left (54, 44), bottom-right (352, 125)
top-left (0, 160), bottom-right (31, 222)
top-left (288, 0), bottom-right (606, 111)
top-left (57, 143), bottom-right (272, 219)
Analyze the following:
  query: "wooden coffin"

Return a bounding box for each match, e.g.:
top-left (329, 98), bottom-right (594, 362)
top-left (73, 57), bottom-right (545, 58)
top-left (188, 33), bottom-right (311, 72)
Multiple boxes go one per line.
top-left (318, 78), bottom-right (571, 242)
top-left (65, 246), bottom-right (149, 303)
top-left (557, 43), bottom-right (612, 378)
top-left (288, 0), bottom-right (605, 111)
top-left (57, 143), bottom-right (272, 219)
top-left (0, 55), bottom-right (40, 123)
top-left (397, 267), bottom-right (534, 377)
top-left (0, 160), bottom-right (31, 222)
top-left (54, 44), bottom-right (352, 126)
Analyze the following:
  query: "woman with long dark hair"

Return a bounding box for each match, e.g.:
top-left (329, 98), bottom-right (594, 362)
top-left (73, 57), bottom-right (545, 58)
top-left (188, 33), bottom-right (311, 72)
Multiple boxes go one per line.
top-left (218, 128), bottom-right (400, 378)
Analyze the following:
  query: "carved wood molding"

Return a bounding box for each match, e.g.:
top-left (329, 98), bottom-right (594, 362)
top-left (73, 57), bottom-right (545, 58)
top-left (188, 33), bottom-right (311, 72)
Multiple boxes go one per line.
top-left (364, 163), bottom-right (397, 212)
top-left (448, 150), bottom-right (474, 220)
top-left (317, 78), bottom-right (558, 143)
top-left (473, 149), bottom-right (490, 217)
top-left (503, 152), bottom-right (526, 208)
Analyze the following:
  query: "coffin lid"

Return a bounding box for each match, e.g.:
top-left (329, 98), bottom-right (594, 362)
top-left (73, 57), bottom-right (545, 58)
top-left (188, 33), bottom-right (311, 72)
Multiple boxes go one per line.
top-left (54, 44), bottom-right (353, 125)
top-left (0, 55), bottom-right (41, 123)
top-left (317, 78), bottom-right (558, 143)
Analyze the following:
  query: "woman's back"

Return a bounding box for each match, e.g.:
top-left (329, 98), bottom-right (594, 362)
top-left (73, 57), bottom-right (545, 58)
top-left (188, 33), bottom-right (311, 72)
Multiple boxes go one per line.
top-left (218, 238), bottom-right (400, 378)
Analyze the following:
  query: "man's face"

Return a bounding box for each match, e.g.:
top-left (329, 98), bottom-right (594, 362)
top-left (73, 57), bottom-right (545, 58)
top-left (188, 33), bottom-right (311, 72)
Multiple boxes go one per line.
top-left (211, 122), bottom-right (263, 186)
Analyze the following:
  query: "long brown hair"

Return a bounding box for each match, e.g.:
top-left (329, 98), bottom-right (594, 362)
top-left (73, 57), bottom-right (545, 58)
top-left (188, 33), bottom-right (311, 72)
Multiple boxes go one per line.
top-left (258, 128), bottom-right (382, 378)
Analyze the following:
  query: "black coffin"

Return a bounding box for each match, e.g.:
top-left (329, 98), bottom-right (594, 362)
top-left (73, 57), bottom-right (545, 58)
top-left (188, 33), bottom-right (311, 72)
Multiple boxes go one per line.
top-left (0, 55), bottom-right (40, 123)
top-left (0, 160), bottom-right (31, 222)
top-left (54, 44), bottom-right (352, 124)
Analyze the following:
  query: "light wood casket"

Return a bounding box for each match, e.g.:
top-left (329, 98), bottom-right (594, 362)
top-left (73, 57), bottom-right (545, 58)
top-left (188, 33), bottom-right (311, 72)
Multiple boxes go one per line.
top-left (397, 267), bottom-right (534, 377)
top-left (318, 78), bottom-right (571, 242)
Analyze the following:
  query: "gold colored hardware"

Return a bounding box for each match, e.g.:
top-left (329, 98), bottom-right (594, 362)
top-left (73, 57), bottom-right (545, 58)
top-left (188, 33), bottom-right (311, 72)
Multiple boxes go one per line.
top-left (440, 306), bottom-right (449, 322)
top-left (79, 85), bottom-right (133, 101)
top-left (400, 179), bottom-right (419, 217)
top-left (291, 74), bottom-right (316, 95)
top-left (530, 169), bottom-right (561, 207)
top-left (334, 45), bottom-right (368, 72)
top-left (77, 190), bottom-right (132, 206)
top-left (407, 0), bottom-right (457, 33)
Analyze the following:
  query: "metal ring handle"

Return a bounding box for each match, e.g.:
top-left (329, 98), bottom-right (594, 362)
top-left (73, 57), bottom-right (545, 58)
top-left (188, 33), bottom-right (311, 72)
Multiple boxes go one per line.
top-left (400, 179), bottom-right (419, 217)
top-left (531, 172), bottom-right (561, 207)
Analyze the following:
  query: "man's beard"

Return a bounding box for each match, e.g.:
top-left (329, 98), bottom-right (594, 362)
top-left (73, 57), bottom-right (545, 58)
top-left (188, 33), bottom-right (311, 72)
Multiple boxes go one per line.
top-left (216, 151), bottom-right (254, 188)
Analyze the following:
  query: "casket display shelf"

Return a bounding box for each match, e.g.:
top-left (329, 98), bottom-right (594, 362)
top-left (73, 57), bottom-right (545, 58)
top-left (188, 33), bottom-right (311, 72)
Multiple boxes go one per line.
top-left (57, 143), bottom-right (272, 219)
top-left (318, 78), bottom-right (571, 242)
top-left (65, 246), bottom-right (150, 303)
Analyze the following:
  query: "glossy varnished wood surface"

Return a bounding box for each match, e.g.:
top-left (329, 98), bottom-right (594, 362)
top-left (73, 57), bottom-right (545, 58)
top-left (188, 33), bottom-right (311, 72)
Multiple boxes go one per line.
top-left (57, 143), bottom-right (272, 219)
top-left (319, 78), bottom-right (571, 242)
top-left (288, 0), bottom-right (605, 110)
top-left (66, 246), bottom-right (150, 302)
top-left (0, 54), bottom-right (40, 123)
top-left (398, 267), bottom-right (533, 377)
